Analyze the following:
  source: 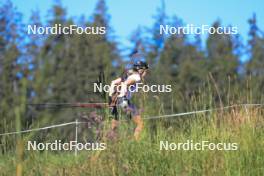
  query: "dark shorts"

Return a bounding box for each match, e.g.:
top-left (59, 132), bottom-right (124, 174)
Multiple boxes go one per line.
top-left (110, 100), bottom-right (139, 120)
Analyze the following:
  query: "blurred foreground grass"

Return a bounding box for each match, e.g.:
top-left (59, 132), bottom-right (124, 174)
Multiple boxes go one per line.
top-left (0, 106), bottom-right (264, 176)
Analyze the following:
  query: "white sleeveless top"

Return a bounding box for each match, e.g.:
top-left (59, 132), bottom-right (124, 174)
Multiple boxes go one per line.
top-left (118, 73), bottom-right (141, 99)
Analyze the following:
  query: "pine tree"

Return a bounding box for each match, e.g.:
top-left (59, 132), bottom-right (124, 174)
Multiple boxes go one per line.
top-left (32, 1), bottom-right (68, 103)
top-left (147, 0), bottom-right (167, 65)
top-left (206, 21), bottom-right (239, 95)
top-left (88, 0), bottom-right (121, 100)
top-left (0, 0), bottom-right (23, 129)
top-left (156, 17), bottom-right (185, 84)
top-left (246, 14), bottom-right (264, 100)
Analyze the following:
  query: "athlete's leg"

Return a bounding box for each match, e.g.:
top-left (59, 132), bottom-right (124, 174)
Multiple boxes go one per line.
top-left (133, 115), bottom-right (144, 141)
top-left (110, 105), bottom-right (119, 130)
top-left (107, 105), bottom-right (119, 140)
top-left (129, 103), bottom-right (143, 140)
top-left (111, 119), bottom-right (119, 130)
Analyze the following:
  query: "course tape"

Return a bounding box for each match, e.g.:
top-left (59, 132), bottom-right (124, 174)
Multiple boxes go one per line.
top-left (0, 122), bottom-right (76, 136)
top-left (142, 104), bottom-right (264, 120)
top-left (0, 104), bottom-right (263, 136)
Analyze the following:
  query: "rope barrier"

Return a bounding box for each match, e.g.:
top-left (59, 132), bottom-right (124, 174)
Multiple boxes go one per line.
top-left (0, 103), bottom-right (263, 136)
top-left (0, 122), bottom-right (76, 136)
top-left (142, 104), bottom-right (264, 120)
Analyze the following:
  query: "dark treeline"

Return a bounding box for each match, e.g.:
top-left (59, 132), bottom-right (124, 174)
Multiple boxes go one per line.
top-left (0, 0), bottom-right (264, 138)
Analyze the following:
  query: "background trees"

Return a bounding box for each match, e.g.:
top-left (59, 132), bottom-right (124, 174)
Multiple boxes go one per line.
top-left (0, 0), bottom-right (263, 136)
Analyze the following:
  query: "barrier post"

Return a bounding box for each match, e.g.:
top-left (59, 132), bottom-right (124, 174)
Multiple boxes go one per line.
top-left (75, 119), bottom-right (78, 156)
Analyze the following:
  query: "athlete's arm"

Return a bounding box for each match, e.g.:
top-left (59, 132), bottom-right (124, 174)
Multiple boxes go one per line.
top-left (124, 78), bottom-right (136, 86)
top-left (109, 78), bottom-right (122, 96)
top-left (118, 75), bottom-right (139, 97)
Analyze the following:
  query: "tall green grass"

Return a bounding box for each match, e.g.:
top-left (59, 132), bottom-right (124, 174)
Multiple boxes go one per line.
top-left (0, 105), bottom-right (263, 175)
top-left (0, 79), bottom-right (264, 175)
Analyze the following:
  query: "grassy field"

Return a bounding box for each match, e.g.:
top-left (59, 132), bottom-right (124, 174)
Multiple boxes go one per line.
top-left (0, 105), bottom-right (264, 176)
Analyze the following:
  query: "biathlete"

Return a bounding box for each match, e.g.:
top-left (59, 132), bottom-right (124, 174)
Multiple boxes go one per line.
top-left (108, 60), bottom-right (149, 140)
